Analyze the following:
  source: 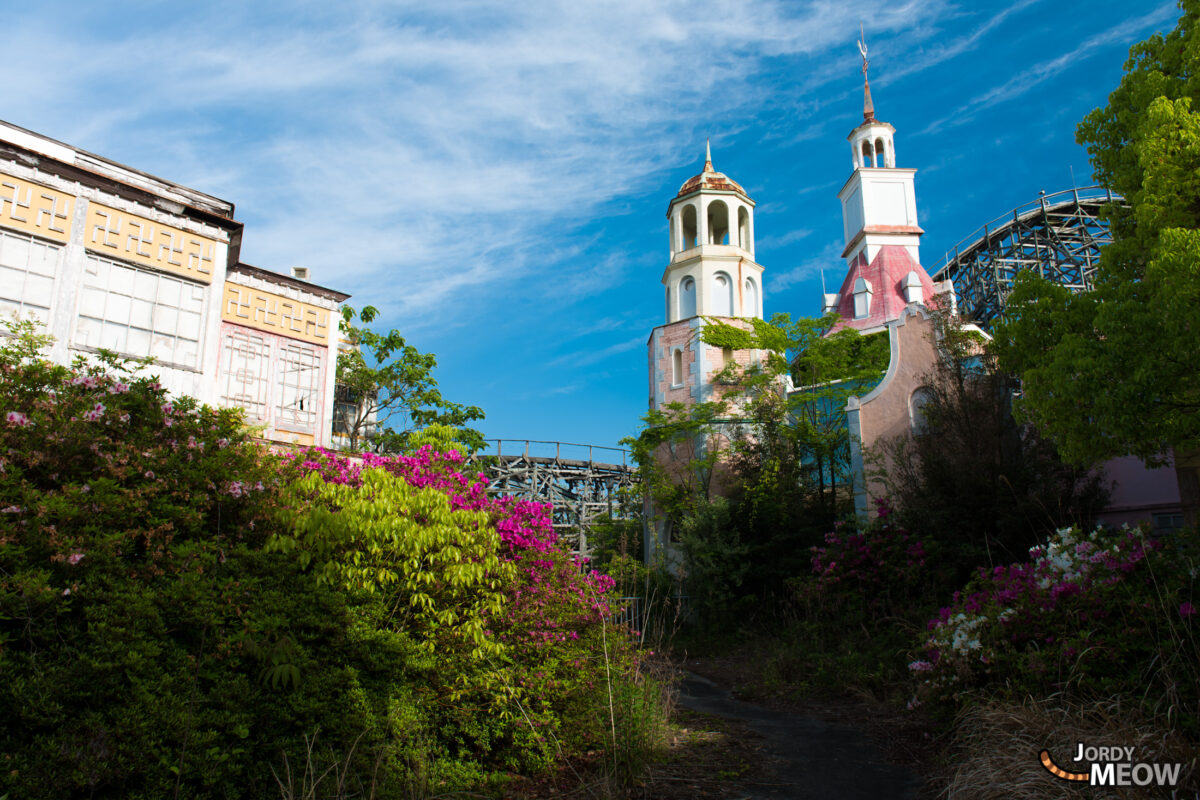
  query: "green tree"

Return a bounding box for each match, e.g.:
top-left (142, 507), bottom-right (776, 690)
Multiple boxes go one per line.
top-left (701, 312), bottom-right (890, 522)
top-left (874, 311), bottom-right (1109, 579)
top-left (336, 305), bottom-right (485, 452)
top-left (994, 3), bottom-right (1199, 516)
top-left (624, 313), bottom-right (889, 615)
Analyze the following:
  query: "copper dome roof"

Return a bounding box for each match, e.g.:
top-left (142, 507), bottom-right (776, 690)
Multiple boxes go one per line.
top-left (674, 141), bottom-right (747, 199)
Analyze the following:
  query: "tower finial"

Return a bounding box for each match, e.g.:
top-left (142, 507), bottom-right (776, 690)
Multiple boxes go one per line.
top-left (704, 138), bottom-right (713, 172)
top-left (857, 24), bottom-right (875, 122)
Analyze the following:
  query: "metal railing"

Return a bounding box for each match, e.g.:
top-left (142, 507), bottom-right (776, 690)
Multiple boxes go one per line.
top-left (478, 438), bottom-right (630, 468)
top-left (930, 186), bottom-right (1121, 279)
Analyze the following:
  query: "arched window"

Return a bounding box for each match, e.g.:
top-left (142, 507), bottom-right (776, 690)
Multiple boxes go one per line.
top-left (669, 217), bottom-right (676, 255)
top-left (712, 272), bottom-right (733, 316)
top-left (681, 205), bottom-right (698, 249)
top-left (679, 276), bottom-right (697, 318)
top-left (860, 140), bottom-right (873, 168)
top-left (743, 277), bottom-right (758, 318)
top-left (672, 348), bottom-right (684, 386)
top-left (738, 207), bottom-right (750, 250)
top-left (707, 200), bottom-right (730, 245)
top-left (874, 138), bottom-right (885, 167)
top-left (910, 386), bottom-right (936, 435)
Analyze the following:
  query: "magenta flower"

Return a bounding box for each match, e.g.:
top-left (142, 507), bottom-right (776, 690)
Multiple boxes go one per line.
top-left (1180, 602), bottom-right (1197, 618)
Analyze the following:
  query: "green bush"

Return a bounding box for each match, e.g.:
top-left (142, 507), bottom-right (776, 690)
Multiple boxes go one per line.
top-left (0, 323), bottom-right (657, 798)
top-left (912, 525), bottom-right (1200, 733)
top-left (0, 324), bottom-right (403, 798)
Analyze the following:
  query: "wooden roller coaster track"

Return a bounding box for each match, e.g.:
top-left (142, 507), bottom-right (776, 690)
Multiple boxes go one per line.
top-left (469, 439), bottom-right (637, 555)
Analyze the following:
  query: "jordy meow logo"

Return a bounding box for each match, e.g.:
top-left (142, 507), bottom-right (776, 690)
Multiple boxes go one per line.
top-left (1039, 743), bottom-right (1185, 788)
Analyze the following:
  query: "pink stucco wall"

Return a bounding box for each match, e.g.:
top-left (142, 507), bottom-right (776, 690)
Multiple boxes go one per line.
top-left (1096, 455), bottom-right (1182, 528)
top-left (852, 309), bottom-right (939, 509)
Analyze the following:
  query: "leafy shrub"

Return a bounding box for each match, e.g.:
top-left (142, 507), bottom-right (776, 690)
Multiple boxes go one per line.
top-left (764, 503), bottom-right (940, 698)
top-left (911, 524), bottom-right (1199, 732)
top-left (0, 324), bottom-right (647, 799)
top-left (675, 497), bottom-right (754, 628)
top-left (278, 447), bottom-right (636, 770)
top-left (0, 325), bottom-right (387, 798)
top-left (808, 499), bottom-right (930, 617)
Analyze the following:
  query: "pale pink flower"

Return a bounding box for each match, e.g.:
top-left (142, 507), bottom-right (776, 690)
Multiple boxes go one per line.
top-left (5, 411), bottom-right (30, 427)
top-left (67, 552), bottom-right (85, 565)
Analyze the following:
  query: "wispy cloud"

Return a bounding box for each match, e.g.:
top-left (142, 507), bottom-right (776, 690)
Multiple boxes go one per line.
top-left (4, 0), bottom-right (959, 323)
top-left (876, 0), bottom-right (1045, 87)
top-left (918, 4), bottom-right (1178, 135)
top-left (756, 228), bottom-right (814, 251)
top-left (546, 335), bottom-right (646, 369)
top-left (769, 240), bottom-right (844, 292)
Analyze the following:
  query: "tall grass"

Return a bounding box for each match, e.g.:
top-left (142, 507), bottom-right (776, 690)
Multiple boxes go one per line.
top-left (942, 695), bottom-right (1199, 799)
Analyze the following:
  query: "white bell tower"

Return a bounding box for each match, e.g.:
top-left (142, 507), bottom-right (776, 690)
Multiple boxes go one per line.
top-left (648, 142), bottom-right (764, 413)
top-left (837, 33), bottom-right (922, 270)
top-left (825, 32), bottom-right (950, 336)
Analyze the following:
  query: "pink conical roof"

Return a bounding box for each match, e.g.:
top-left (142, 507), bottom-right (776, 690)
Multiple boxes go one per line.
top-left (827, 245), bottom-right (938, 334)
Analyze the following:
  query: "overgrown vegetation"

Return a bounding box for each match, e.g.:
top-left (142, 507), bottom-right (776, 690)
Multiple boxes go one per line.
top-left (0, 321), bottom-right (667, 799)
top-left (995, 0), bottom-right (1200, 516)
top-left (624, 312), bottom-right (889, 627)
top-left (873, 310), bottom-right (1110, 585)
top-left (625, 301), bottom-right (1195, 792)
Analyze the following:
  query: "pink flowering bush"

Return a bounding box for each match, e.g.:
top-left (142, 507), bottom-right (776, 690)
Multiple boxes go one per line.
top-left (809, 499), bottom-right (930, 616)
top-left (912, 524), bottom-right (1199, 731)
top-left (278, 446), bottom-right (635, 766)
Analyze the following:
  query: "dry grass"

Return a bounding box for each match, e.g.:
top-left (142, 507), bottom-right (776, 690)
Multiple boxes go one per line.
top-left (942, 695), bottom-right (1199, 799)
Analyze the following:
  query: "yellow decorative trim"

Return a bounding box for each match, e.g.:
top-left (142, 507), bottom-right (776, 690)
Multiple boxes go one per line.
top-left (0, 173), bottom-right (73, 243)
top-left (222, 283), bottom-right (331, 346)
top-left (85, 202), bottom-right (217, 284)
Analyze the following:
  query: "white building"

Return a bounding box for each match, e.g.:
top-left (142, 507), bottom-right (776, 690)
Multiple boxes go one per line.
top-left (0, 120), bottom-right (349, 448)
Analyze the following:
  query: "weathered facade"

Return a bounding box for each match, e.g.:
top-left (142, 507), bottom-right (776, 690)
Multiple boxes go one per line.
top-left (644, 143), bottom-right (767, 564)
top-left (0, 120), bottom-right (348, 447)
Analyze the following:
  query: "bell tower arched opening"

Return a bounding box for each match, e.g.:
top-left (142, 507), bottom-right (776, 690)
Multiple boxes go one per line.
top-left (707, 200), bottom-right (730, 245)
top-left (681, 205), bottom-right (698, 249)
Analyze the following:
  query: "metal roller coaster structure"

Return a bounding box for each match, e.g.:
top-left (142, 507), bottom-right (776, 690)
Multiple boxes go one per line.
top-left (470, 439), bottom-right (637, 555)
top-left (930, 186), bottom-right (1124, 328)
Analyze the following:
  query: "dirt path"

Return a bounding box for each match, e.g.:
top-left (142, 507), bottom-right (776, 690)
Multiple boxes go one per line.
top-left (676, 672), bottom-right (922, 799)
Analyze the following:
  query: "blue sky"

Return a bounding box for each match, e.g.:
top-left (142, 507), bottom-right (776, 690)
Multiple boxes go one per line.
top-left (4, 0), bottom-right (1180, 453)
